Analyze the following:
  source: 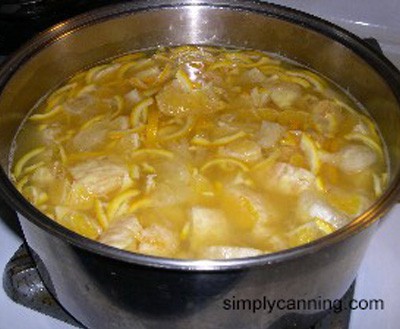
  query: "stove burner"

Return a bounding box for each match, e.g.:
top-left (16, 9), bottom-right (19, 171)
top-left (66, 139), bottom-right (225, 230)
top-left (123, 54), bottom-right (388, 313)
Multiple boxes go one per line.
top-left (3, 244), bottom-right (354, 329)
top-left (3, 244), bottom-right (83, 328)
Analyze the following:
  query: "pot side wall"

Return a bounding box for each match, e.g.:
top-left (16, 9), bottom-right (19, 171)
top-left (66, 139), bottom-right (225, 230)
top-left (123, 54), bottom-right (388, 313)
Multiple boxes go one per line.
top-left (20, 215), bottom-right (377, 329)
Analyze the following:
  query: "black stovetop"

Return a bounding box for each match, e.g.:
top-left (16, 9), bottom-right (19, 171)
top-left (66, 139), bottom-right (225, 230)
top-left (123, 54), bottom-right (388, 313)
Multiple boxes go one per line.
top-left (0, 0), bottom-right (124, 55)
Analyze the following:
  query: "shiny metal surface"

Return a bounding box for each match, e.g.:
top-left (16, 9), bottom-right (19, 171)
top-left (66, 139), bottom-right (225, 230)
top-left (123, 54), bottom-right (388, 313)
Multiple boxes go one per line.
top-left (3, 243), bottom-right (356, 328)
top-left (0, 1), bottom-right (400, 328)
top-left (20, 217), bottom-right (374, 329)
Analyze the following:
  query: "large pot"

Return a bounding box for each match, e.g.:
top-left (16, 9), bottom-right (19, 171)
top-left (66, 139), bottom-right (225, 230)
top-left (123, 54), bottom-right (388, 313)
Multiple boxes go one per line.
top-left (1, 1), bottom-right (400, 328)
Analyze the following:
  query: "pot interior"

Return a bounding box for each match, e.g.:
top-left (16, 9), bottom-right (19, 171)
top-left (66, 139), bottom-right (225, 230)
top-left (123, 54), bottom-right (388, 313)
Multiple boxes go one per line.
top-left (0, 0), bottom-right (400, 250)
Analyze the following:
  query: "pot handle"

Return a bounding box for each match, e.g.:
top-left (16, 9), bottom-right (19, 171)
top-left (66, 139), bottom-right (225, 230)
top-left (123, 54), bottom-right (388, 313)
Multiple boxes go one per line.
top-left (363, 38), bottom-right (383, 55)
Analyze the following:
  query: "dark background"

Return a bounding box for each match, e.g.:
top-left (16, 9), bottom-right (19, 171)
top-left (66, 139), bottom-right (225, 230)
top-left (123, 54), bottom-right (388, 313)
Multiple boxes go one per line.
top-left (0, 0), bottom-right (124, 55)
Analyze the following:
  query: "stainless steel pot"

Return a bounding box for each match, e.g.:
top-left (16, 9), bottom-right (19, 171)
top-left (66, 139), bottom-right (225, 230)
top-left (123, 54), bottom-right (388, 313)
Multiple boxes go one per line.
top-left (1, 1), bottom-right (400, 328)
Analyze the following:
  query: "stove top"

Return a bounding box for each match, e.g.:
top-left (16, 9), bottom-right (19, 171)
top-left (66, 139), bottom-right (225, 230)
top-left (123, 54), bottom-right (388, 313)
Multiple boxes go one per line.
top-left (0, 0), bottom-right (125, 54)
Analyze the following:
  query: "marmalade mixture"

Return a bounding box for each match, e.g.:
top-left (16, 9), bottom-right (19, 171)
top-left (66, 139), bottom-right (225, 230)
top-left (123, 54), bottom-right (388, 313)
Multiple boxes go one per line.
top-left (11, 46), bottom-right (387, 259)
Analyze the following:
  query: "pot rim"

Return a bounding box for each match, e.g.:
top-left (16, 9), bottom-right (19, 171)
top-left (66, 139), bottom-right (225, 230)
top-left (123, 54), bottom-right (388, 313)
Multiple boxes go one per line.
top-left (1, 0), bottom-right (400, 271)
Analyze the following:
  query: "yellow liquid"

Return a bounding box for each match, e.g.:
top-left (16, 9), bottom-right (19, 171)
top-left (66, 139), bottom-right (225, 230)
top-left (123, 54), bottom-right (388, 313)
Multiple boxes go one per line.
top-left (11, 46), bottom-right (387, 259)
